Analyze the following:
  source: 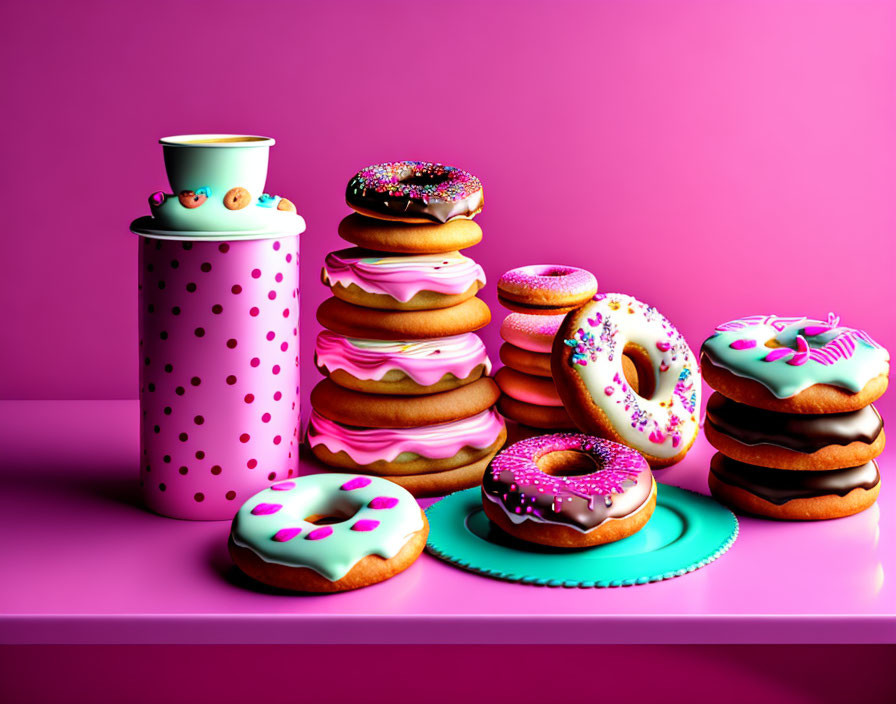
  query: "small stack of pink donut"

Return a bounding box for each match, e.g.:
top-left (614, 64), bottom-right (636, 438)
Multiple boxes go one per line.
top-left (308, 162), bottom-right (506, 497)
top-left (493, 265), bottom-right (597, 431)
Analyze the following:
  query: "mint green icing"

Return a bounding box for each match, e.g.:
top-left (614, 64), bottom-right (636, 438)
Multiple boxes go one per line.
top-left (132, 134), bottom-right (305, 235)
top-left (230, 474), bottom-right (424, 582)
top-left (148, 193), bottom-right (303, 234)
top-left (703, 319), bottom-right (889, 399)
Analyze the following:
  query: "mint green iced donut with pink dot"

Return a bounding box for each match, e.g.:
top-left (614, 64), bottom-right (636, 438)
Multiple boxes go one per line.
top-left (228, 474), bottom-right (428, 592)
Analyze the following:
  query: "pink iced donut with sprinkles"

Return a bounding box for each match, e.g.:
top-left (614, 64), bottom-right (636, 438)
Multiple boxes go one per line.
top-left (229, 473), bottom-right (428, 592)
top-left (500, 313), bottom-right (566, 354)
top-left (481, 433), bottom-right (656, 548)
top-left (497, 265), bottom-right (597, 315)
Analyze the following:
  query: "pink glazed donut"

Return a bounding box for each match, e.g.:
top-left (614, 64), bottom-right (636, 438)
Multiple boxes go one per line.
top-left (497, 265), bottom-right (597, 315)
top-left (481, 433), bottom-right (656, 548)
top-left (500, 313), bottom-right (566, 354)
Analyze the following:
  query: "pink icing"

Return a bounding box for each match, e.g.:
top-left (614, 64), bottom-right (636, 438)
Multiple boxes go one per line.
top-left (307, 408), bottom-right (505, 465)
top-left (315, 331), bottom-right (491, 386)
top-left (271, 481), bottom-right (296, 491)
top-left (351, 519), bottom-right (380, 531)
top-left (340, 476), bottom-right (372, 491)
top-left (369, 497), bottom-right (399, 510)
top-left (251, 503), bottom-right (282, 516)
top-left (729, 339), bottom-right (757, 350)
top-left (763, 348), bottom-right (793, 362)
top-left (323, 248), bottom-right (485, 302)
top-left (488, 433), bottom-right (650, 511)
top-left (500, 313), bottom-right (566, 353)
top-left (498, 265), bottom-right (596, 295)
top-left (496, 367), bottom-right (563, 406)
top-left (272, 527), bottom-right (302, 542)
top-left (306, 526), bottom-right (333, 540)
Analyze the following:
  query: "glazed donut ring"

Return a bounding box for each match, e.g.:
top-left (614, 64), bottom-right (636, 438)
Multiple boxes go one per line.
top-left (497, 395), bottom-right (574, 430)
top-left (481, 433), bottom-right (656, 548)
top-left (552, 293), bottom-right (701, 467)
top-left (229, 474), bottom-right (428, 592)
top-left (338, 214), bottom-right (483, 254)
top-left (497, 265), bottom-right (597, 315)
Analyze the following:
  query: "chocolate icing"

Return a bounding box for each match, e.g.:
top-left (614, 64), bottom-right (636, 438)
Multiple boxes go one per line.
top-left (710, 452), bottom-right (879, 505)
top-left (706, 393), bottom-right (883, 453)
top-left (482, 434), bottom-right (653, 532)
top-left (346, 162), bottom-right (483, 223)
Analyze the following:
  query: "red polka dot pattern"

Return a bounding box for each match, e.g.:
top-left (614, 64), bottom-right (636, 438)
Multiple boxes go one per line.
top-left (138, 235), bottom-right (299, 520)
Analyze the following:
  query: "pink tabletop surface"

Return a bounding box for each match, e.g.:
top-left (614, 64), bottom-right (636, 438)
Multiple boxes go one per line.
top-left (1, 397), bottom-right (893, 645)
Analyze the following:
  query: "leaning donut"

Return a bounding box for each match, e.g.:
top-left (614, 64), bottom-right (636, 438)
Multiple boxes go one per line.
top-left (551, 293), bottom-right (701, 467)
top-left (481, 433), bottom-right (656, 548)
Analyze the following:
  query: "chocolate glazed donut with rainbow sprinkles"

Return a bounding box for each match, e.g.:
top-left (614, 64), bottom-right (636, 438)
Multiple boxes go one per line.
top-left (346, 161), bottom-right (484, 224)
top-left (482, 434), bottom-right (656, 548)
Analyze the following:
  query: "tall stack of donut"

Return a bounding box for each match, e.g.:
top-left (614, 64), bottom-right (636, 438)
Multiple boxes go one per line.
top-left (493, 266), bottom-right (598, 431)
top-left (308, 162), bottom-right (506, 497)
top-left (701, 314), bottom-right (889, 520)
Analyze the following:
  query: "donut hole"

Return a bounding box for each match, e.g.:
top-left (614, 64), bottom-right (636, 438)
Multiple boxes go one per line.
top-left (537, 450), bottom-right (599, 477)
top-left (304, 509), bottom-right (353, 526)
top-left (622, 344), bottom-right (656, 400)
top-left (401, 173), bottom-right (445, 187)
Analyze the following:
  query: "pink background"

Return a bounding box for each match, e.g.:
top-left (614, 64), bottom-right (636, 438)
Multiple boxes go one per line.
top-left (1, 0), bottom-right (894, 399)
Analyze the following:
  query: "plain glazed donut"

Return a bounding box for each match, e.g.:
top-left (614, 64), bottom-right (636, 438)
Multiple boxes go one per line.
top-left (552, 293), bottom-right (701, 467)
top-left (229, 474), bottom-right (428, 592)
top-left (481, 433), bottom-right (656, 548)
top-left (497, 265), bottom-right (597, 315)
top-left (500, 313), bottom-right (566, 353)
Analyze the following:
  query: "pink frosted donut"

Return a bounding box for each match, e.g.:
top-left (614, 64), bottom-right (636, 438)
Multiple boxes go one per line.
top-left (500, 313), bottom-right (565, 354)
top-left (481, 433), bottom-right (656, 547)
top-left (494, 367), bottom-right (562, 407)
top-left (497, 265), bottom-right (597, 315)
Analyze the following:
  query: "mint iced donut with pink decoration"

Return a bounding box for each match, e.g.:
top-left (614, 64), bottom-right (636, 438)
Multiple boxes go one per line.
top-left (322, 248), bottom-right (485, 311)
top-left (229, 473), bottom-right (427, 592)
top-left (701, 313), bottom-right (889, 413)
top-left (498, 265), bottom-right (597, 315)
top-left (315, 331), bottom-right (492, 396)
top-left (482, 433), bottom-right (656, 548)
top-left (552, 293), bottom-right (701, 468)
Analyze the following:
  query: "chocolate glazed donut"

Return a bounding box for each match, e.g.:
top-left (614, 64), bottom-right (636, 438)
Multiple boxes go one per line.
top-left (346, 161), bottom-right (484, 223)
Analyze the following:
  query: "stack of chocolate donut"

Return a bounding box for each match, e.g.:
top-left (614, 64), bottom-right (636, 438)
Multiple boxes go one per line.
top-left (308, 162), bottom-right (506, 497)
top-left (701, 314), bottom-right (889, 520)
top-left (493, 266), bottom-right (597, 431)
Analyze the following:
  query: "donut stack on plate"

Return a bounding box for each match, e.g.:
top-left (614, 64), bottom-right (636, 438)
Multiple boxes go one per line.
top-left (701, 314), bottom-right (889, 520)
top-left (493, 266), bottom-right (598, 432)
top-left (307, 162), bottom-right (506, 498)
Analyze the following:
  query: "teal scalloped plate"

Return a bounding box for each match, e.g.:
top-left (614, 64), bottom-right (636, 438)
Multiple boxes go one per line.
top-left (425, 483), bottom-right (738, 587)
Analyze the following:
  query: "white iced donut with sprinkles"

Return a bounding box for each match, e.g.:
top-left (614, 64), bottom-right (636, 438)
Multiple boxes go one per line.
top-left (551, 293), bottom-right (701, 467)
top-left (229, 474), bottom-right (428, 592)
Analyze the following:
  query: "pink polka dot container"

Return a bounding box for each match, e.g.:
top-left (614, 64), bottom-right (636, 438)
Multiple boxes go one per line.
top-left (133, 135), bottom-right (303, 520)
